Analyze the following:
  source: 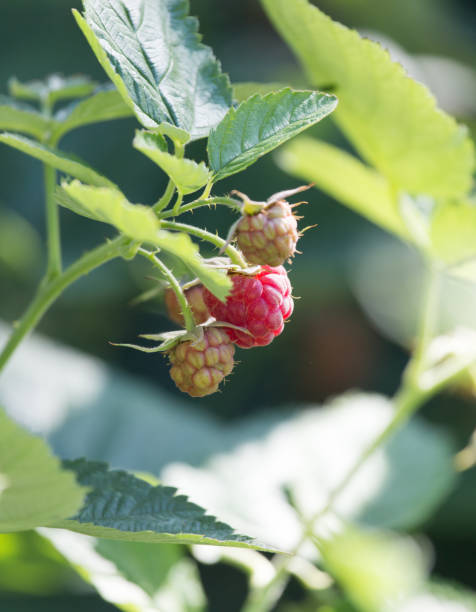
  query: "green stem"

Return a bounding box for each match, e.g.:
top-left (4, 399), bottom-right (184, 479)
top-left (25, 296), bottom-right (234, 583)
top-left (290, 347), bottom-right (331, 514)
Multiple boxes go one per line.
top-left (153, 179), bottom-right (176, 214)
top-left (160, 196), bottom-right (242, 219)
top-left (161, 220), bottom-right (247, 267)
top-left (405, 260), bottom-right (440, 386)
top-left (241, 259), bottom-right (443, 612)
top-left (172, 190), bottom-right (184, 216)
top-left (44, 163), bottom-right (62, 279)
top-left (137, 249), bottom-right (195, 332)
top-left (0, 236), bottom-right (128, 374)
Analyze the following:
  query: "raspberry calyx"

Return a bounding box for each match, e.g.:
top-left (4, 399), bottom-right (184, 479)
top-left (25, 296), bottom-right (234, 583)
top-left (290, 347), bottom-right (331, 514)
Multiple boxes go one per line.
top-left (203, 265), bottom-right (293, 349)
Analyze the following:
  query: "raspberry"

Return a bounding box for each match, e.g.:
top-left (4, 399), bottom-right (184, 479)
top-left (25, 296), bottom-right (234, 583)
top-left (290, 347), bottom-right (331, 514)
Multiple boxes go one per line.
top-left (236, 200), bottom-right (298, 267)
top-left (165, 285), bottom-right (210, 327)
top-left (168, 327), bottom-right (235, 397)
top-left (204, 266), bottom-right (294, 348)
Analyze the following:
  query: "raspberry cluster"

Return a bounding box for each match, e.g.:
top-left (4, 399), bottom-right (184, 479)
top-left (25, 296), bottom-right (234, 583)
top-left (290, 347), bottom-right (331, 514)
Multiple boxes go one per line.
top-left (163, 187), bottom-right (308, 397)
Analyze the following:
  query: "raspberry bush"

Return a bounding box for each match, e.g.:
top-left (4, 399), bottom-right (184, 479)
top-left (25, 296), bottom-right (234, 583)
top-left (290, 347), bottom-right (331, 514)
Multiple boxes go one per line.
top-left (1, 0), bottom-right (476, 611)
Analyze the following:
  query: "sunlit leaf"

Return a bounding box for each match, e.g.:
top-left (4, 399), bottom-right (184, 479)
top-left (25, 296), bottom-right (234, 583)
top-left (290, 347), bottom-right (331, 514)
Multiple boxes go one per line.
top-left (58, 180), bottom-right (161, 242)
top-left (134, 130), bottom-right (211, 195)
top-left (261, 0), bottom-right (475, 198)
top-left (163, 394), bottom-right (456, 551)
top-left (52, 459), bottom-right (272, 550)
top-left (58, 181), bottom-right (231, 300)
top-left (318, 524), bottom-right (428, 612)
top-left (0, 133), bottom-right (115, 187)
top-left (0, 408), bottom-right (86, 532)
top-left (429, 197), bottom-right (476, 280)
top-left (277, 137), bottom-right (409, 240)
top-left (42, 529), bottom-right (206, 611)
top-left (208, 88), bottom-right (337, 181)
top-left (76, 0), bottom-right (232, 139)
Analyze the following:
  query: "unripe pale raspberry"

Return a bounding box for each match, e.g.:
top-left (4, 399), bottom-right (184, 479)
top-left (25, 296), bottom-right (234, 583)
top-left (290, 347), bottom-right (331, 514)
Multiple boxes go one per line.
top-left (236, 200), bottom-right (298, 267)
top-left (168, 327), bottom-right (235, 397)
top-left (203, 266), bottom-right (293, 348)
top-left (165, 285), bottom-right (210, 327)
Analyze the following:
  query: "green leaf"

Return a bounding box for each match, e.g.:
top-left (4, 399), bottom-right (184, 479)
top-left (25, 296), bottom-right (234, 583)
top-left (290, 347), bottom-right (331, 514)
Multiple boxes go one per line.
top-left (207, 88), bottom-right (337, 181)
top-left (232, 81), bottom-right (289, 103)
top-left (429, 198), bottom-right (476, 279)
top-left (58, 180), bottom-right (231, 299)
top-left (59, 180), bottom-right (161, 242)
top-left (319, 525), bottom-right (428, 612)
top-left (163, 393), bottom-right (456, 550)
top-left (0, 407), bottom-right (86, 532)
top-left (134, 130), bottom-right (211, 195)
top-left (261, 0), bottom-right (475, 199)
top-left (77, 0), bottom-right (233, 140)
top-left (277, 137), bottom-right (409, 240)
top-left (0, 133), bottom-right (115, 187)
top-left (52, 85), bottom-right (134, 142)
top-left (53, 459), bottom-right (271, 550)
top-left (9, 75), bottom-right (97, 107)
top-left (42, 530), bottom-right (206, 611)
top-left (0, 96), bottom-right (54, 140)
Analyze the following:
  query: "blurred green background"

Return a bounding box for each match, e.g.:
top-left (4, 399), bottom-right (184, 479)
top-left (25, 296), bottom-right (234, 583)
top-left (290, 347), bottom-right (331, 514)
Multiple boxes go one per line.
top-left (1, 0), bottom-right (476, 610)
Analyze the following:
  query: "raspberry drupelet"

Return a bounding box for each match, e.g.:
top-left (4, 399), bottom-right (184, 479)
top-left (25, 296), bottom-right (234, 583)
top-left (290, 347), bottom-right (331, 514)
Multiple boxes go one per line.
top-left (204, 265), bottom-right (294, 348)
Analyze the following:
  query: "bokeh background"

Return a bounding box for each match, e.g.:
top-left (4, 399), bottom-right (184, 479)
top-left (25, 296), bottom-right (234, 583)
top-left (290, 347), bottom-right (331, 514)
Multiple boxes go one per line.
top-left (1, 0), bottom-right (476, 610)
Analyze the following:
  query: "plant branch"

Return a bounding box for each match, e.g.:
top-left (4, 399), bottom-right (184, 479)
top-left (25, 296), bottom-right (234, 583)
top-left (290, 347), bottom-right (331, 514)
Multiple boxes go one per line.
top-left (0, 236), bottom-right (129, 374)
top-left (241, 257), bottom-right (443, 612)
top-left (44, 163), bottom-right (62, 279)
top-left (160, 196), bottom-right (243, 218)
top-left (137, 248), bottom-right (196, 332)
top-left (160, 220), bottom-right (247, 267)
top-left (153, 179), bottom-right (176, 214)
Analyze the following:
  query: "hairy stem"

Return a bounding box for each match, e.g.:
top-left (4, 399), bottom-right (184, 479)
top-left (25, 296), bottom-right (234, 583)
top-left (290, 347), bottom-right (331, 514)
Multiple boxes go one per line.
top-left (138, 249), bottom-right (196, 332)
top-left (44, 164), bottom-right (62, 279)
top-left (160, 220), bottom-right (247, 267)
top-left (0, 236), bottom-right (128, 374)
top-left (160, 196), bottom-right (242, 218)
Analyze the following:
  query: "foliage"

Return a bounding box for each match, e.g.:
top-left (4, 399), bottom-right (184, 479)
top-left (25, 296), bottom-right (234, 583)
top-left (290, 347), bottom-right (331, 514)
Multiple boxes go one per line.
top-left (0, 0), bottom-right (476, 610)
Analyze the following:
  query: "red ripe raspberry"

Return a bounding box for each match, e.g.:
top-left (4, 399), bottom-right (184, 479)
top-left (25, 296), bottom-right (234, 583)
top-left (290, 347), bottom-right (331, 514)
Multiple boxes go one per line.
top-left (168, 327), bottom-right (235, 397)
top-left (204, 266), bottom-right (293, 348)
top-left (236, 200), bottom-right (298, 267)
top-left (165, 285), bottom-right (210, 327)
